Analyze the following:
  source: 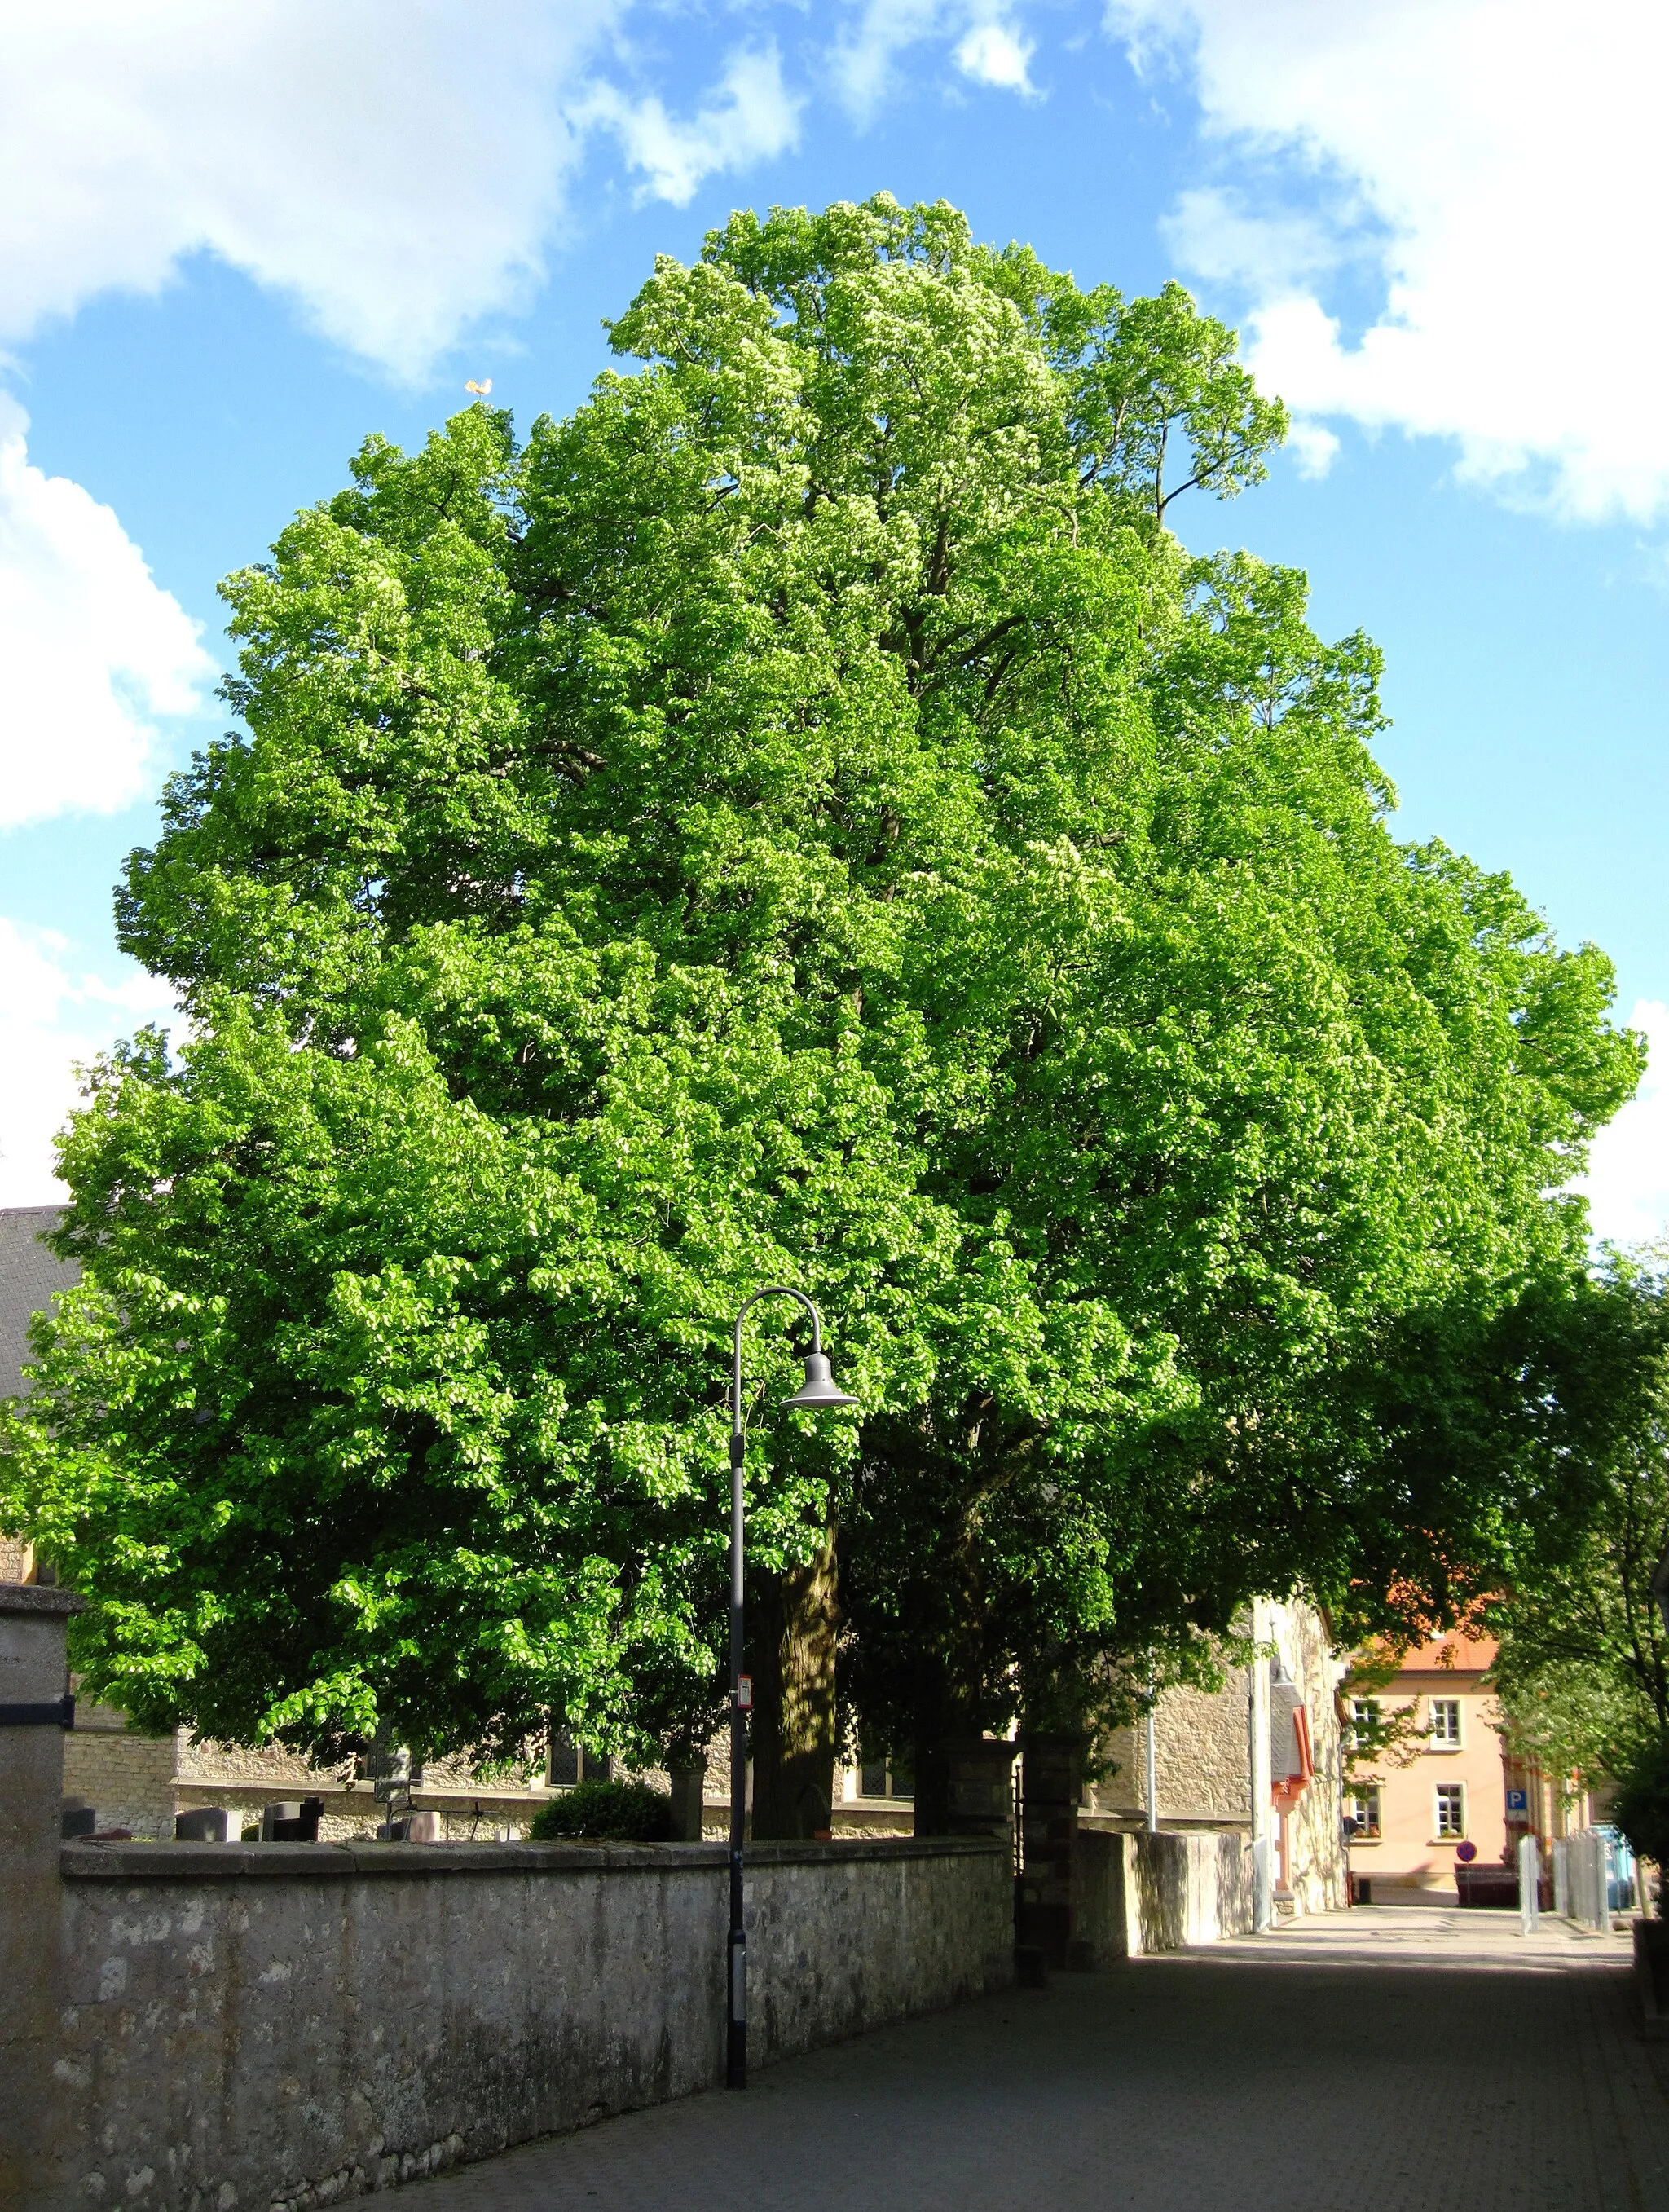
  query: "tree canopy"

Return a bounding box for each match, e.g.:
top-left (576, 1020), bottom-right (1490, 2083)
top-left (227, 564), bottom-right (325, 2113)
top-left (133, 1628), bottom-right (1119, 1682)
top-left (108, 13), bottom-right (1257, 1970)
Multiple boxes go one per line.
top-left (1487, 1253), bottom-right (1669, 1793)
top-left (0, 196), bottom-right (1640, 1792)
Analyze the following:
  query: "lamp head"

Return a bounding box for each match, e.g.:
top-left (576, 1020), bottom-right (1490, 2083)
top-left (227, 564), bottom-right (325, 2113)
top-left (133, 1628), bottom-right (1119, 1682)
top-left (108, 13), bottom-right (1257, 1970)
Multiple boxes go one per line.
top-left (781, 1349), bottom-right (858, 1411)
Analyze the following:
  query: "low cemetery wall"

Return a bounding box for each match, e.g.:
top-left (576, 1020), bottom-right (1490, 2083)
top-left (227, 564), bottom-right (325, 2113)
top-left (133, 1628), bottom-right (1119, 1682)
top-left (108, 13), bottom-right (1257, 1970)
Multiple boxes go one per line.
top-left (1077, 1827), bottom-right (1257, 1960)
top-left (52, 1834), bottom-right (1011, 2212)
top-left (4, 1589), bottom-right (1012, 2212)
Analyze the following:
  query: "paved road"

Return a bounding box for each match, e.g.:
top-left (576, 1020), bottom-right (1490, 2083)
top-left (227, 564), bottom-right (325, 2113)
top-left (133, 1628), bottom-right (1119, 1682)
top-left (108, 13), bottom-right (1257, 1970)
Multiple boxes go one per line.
top-left (410, 1908), bottom-right (1669, 2211)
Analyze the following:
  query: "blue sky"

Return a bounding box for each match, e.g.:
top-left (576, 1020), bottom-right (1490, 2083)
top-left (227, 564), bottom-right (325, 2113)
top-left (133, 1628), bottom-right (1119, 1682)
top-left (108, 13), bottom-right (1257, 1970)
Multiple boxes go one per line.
top-left (2, 0), bottom-right (1665, 1234)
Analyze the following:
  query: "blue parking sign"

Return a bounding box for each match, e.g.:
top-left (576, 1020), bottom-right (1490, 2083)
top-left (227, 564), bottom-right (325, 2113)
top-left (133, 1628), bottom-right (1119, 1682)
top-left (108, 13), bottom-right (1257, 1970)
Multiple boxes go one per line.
top-left (1505, 1787), bottom-right (1529, 1815)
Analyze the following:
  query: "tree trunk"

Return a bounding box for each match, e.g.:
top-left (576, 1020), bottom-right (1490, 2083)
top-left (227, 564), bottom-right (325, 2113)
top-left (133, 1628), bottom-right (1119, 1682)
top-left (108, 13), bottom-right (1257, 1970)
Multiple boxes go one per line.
top-left (750, 1517), bottom-right (839, 1840)
top-left (909, 1519), bottom-right (988, 1835)
top-left (911, 1655), bottom-right (955, 1835)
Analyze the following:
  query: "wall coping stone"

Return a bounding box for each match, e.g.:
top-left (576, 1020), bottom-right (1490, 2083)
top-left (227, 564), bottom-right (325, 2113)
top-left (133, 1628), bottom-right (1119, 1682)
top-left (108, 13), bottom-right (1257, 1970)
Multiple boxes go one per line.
top-left (63, 1832), bottom-right (1003, 1882)
top-left (0, 1583), bottom-right (86, 1615)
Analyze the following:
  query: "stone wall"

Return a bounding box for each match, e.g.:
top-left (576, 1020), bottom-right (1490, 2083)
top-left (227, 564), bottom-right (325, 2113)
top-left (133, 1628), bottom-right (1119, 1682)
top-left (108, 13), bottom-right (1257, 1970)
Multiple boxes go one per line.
top-left (51, 1834), bottom-right (1011, 2212)
top-left (1076, 1829), bottom-right (1257, 1963)
top-left (2, 1586), bottom-right (1014, 2212)
top-left (1093, 1680), bottom-right (1251, 1827)
top-left (62, 1707), bottom-right (181, 1840)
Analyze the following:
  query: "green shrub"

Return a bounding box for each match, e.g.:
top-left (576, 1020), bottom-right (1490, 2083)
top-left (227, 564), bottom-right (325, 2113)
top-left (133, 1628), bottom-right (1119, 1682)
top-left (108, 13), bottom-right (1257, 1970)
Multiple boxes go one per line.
top-left (1610, 1734), bottom-right (1669, 1909)
top-left (528, 1778), bottom-right (672, 1843)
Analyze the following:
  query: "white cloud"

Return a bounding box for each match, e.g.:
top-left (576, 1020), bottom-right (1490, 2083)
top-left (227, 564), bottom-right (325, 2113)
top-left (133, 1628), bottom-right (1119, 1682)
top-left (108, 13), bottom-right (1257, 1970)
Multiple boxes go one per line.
top-left (1160, 186), bottom-right (1338, 295)
top-left (1112, 0), bottom-right (1669, 522)
top-left (834, 2), bottom-right (1041, 118)
top-left (832, 0), bottom-right (944, 118)
top-left (1574, 999), bottom-right (1669, 1249)
top-left (0, 919), bottom-right (178, 1206)
top-left (0, 396), bottom-right (213, 828)
top-left (955, 22), bottom-right (1037, 93)
top-left (0, 0), bottom-right (621, 380)
top-left (1285, 419), bottom-right (1341, 480)
top-left (575, 45), bottom-right (804, 207)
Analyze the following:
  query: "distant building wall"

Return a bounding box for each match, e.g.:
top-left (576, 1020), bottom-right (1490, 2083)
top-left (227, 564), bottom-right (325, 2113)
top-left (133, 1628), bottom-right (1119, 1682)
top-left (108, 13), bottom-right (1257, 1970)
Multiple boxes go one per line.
top-left (1093, 1678), bottom-right (1249, 1828)
top-left (60, 1707), bottom-right (180, 1840)
top-left (1280, 1602), bottom-right (1345, 1915)
top-left (1347, 1633), bottom-right (1513, 1899)
top-left (1086, 1597), bottom-right (1345, 1918)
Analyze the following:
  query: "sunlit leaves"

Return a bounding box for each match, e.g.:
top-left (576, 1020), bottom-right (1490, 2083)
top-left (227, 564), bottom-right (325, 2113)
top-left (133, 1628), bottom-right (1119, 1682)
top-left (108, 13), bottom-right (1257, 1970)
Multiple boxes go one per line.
top-left (0, 196), bottom-right (1639, 1764)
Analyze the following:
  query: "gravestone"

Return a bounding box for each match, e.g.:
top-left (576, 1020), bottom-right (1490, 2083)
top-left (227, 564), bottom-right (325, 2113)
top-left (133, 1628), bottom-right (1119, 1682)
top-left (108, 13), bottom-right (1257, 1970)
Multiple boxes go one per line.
top-left (175, 1806), bottom-right (231, 1842)
top-left (380, 1809), bottom-right (441, 1841)
top-left (261, 1796), bottom-right (323, 1841)
top-left (668, 1760), bottom-right (707, 1842)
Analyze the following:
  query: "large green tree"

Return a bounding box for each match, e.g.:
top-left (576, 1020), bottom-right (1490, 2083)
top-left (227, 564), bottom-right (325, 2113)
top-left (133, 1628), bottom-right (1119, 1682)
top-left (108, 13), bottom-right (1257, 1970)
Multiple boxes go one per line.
top-left (0, 198), bottom-right (1639, 1829)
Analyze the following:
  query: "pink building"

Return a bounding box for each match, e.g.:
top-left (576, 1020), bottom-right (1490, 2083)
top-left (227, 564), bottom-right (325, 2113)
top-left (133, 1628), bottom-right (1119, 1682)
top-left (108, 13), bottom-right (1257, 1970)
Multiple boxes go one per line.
top-left (1346, 1633), bottom-right (1513, 1902)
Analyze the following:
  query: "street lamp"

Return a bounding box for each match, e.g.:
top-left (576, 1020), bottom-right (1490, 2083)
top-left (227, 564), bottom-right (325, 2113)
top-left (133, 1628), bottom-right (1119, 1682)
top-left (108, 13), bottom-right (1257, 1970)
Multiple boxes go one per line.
top-left (726, 1287), bottom-right (857, 2091)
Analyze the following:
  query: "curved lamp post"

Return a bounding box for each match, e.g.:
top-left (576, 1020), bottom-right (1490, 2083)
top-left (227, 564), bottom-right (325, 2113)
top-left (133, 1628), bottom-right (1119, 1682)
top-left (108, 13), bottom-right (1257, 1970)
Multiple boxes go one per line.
top-left (726, 1287), bottom-right (857, 2091)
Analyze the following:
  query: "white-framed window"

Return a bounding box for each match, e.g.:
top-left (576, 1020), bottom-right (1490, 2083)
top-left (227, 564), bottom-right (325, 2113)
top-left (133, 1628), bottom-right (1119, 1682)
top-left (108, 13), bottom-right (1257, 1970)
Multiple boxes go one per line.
top-left (1428, 1697), bottom-right (1462, 1748)
top-left (1434, 1782), bottom-right (1465, 1839)
top-left (1346, 1788), bottom-right (1381, 1840)
top-left (1350, 1698), bottom-right (1381, 1749)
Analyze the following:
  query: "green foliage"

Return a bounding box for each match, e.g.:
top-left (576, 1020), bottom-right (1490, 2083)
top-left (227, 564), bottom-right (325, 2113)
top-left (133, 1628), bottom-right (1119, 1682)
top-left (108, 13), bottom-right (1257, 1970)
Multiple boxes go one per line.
top-left (1340, 1668), bottom-right (1423, 1791)
top-left (0, 194), bottom-right (1640, 1767)
top-left (528, 1776), bottom-right (672, 1842)
top-left (1489, 1254), bottom-right (1669, 1791)
top-left (1611, 1736), bottom-right (1669, 1893)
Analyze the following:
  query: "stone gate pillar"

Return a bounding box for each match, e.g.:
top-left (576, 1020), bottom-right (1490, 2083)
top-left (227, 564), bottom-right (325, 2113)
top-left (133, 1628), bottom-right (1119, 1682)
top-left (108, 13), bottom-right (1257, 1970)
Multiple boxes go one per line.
top-left (1017, 1734), bottom-right (1083, 1970)
top-left (0, 1584), bottom-right (83, 2211)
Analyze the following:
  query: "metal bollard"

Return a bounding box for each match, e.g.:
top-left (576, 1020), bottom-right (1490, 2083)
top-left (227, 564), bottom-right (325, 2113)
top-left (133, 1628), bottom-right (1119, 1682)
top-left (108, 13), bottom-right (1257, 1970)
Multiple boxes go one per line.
top-left (1518, 1831), bottom-right (1539, 1935)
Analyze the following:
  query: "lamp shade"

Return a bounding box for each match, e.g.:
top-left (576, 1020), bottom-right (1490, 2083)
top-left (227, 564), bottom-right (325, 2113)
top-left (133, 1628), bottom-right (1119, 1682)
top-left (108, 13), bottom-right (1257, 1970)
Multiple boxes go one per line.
top-left (781, 1350), bottom-right (858, 1410)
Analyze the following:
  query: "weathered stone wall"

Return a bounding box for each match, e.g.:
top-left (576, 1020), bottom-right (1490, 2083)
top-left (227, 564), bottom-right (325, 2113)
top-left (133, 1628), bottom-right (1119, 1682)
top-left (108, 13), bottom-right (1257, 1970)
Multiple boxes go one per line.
top-left (51, 1835), bottom-right (1011, 2212)
top-left (1077, 1829), bottom-right (1257, 1963)
top-left (1284, 1602), bottom-right (1346, 1915)
top-left (62, 1709), bottom-right (181, 1840)
top-left (1092, 1681), bottom-right (1251, 1827)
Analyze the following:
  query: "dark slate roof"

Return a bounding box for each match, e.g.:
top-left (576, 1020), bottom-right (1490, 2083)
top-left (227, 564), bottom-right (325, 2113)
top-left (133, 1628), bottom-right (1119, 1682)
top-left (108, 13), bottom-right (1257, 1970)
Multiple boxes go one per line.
top-left (0, 1207), bottom-right (79, 1399)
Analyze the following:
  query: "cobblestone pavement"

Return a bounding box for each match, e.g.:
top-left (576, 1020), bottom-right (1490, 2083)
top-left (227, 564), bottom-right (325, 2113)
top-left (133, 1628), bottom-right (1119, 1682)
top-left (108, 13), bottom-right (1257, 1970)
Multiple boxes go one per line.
top-left (408, 1908), bottom-right (1669, 2211)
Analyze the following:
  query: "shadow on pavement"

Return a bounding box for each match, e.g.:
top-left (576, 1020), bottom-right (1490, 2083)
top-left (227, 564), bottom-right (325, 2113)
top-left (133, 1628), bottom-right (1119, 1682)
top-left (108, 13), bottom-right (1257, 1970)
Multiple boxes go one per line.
top-left (407, 1908), bottom-right (1669, 2212)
